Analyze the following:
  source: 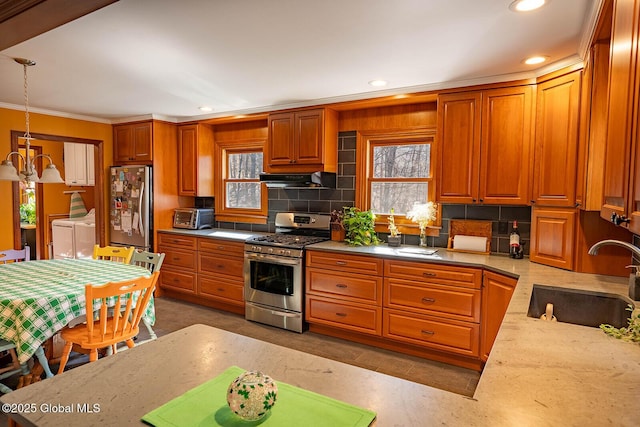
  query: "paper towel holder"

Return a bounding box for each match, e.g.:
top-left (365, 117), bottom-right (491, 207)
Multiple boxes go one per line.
top-left (446, 219), bottom-right (491, 255)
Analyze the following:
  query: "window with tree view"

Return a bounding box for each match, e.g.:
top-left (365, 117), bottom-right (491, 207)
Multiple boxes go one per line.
top-left (225, 151), bottom-right (263, 209)
top-left (367, 133), bottom-right (433, 216)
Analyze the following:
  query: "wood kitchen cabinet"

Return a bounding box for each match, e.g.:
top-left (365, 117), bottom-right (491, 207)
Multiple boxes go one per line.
top-left (532, 70), bottom-right (582, 207)
top-left (265, 108), bottom-right (338, 173)
top-left (480, 270), bottom-right (517, 361)
top-left (178, 124), bottom-right (214, 196)
top-left (113, 121), bottom-right (153, 164)
top-left (529, 206), bottom-right (576, 270)
top-left (437, 86), bottom-right (533, 205)
top-left (601, 0), bottom-right (640, 233)
top-left (306, 251), bottom-right (383, 336)
top-left (156, 232), bottom-right (198, 295)
top-left (197, 238), bottom-right (245, 315)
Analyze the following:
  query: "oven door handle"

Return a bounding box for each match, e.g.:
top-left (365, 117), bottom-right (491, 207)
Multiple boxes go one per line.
top-left (244, 253), bottom-right (301, 266)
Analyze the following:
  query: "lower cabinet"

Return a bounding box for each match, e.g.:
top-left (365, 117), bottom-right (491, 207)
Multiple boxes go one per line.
top-left (305, 249), bottom-right (516, 371)
top-left (157, 232), bottom-right (245, 315)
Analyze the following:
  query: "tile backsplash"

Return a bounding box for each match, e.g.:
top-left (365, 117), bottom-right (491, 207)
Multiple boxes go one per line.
top-left (217, 130), bottom-right (531, 255)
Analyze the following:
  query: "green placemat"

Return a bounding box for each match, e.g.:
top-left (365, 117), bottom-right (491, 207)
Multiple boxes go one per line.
top-left (142, 366), bottom-right (376, 427)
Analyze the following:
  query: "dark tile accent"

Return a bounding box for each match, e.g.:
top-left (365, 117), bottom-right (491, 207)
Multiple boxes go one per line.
top-left (341, 163), bottom-right (357, 176)
top-left (338, 176), bottom-right (355, 189)
top-left (338, 150), bottom-right (356, 163)
top-left (235, 222), bottom-right (252, 231)
top-left (289, 200), bottom-right (309, 211)
top-left (466, 205), bottom-right (500, 220)
top-left (298, 189), bottom-right (321, 200)
top-left (441, 204), bottom-right (466, 219)
top-left (309, 200), bottom-right (332, 213)
top-left (500, 206), bottom-right (532, 221)
top-left (268, 199), bottom-right (289, 212)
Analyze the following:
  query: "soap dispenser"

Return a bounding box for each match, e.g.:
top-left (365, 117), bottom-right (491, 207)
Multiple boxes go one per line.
top-left (626, 265), bottom-right (640, 301)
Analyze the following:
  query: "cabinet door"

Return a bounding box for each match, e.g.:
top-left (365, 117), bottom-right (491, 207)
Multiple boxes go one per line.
top-left (178, 125), bottom-right (198, 196)
top-left (295, 109), bottom-right (323, 164)
top-left (86, 144), bottom-right (95, 186)
top-left (602, 0), bottom-right (640, 224)
top-left (266, 112), bottom-right (294, 167)
top-left (529, 206), bottom-right (576, 270)
top-left (63, 143), bottom-right (87, 186)
top-left (532, 71), bottom-right (581, 207)
top-left (437, 92), bottom-right (482, 204)
top-left (629, 132), bottom-right (640, 234)
top-left (132, 123), bottom-right (152, 162)
top-left (480, 271), bottom-right (517, 361)
top-left (113, 122), bottom-right (152, 164)
top-left (480, 86), bottom-right (533, 205)
top-left (113, 125), bottom-right (134, 163)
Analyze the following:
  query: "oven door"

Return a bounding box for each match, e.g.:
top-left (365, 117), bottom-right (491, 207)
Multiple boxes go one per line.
top-left (244, 252), bottom-right (303, 313)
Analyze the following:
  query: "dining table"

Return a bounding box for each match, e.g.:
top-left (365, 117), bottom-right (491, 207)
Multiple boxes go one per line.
top-left (0, 258), bottom-right (154, 376)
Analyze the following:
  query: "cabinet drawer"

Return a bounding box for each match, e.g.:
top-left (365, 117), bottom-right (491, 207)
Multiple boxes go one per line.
top-left (306, 250), bottom-right (383, 275)
top-left (198, 253), bottom-right (244, 278)
top-left (384, 260), bottom-right (481, 289)
top-left (198, 238), bottom-right (245, 257)
top-left (161, 248), bottom-right (197, 270)
top-left (306, 268), bottom-right (382, 304)
top-left (159, 269), bottom-right (196, 294)
top-left (306, 296), bottom-right (381, 336)
top-left (384, 309), bottom-right (479, 357)
top-left (199, 276), bottom-right (244, 304)
top-left (384, 278), bottom-right (481, 322)
top-left (157, 233), bottom-right (197, 250)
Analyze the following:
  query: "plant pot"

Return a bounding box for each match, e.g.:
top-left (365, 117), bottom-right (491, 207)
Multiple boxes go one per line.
top-left (387, 235), bottom-right (401, 247)
top-left (331, 228), bottom-right (346, 242)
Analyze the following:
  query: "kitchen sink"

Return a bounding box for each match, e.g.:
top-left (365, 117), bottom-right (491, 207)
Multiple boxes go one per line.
top-left (527, 284), bottom-right (634, 328)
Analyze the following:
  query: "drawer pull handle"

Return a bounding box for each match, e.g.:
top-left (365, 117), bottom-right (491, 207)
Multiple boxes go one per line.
top-left (421, 297), bottom-right (436, 303)
top-left (421, 330), bottom-right (435, 335)
top-left (422, 272), bottom-right (436, 277)
top-left (335, 284), bottom-right (348, 289)
top-left (172, 278), bottom-right (180, 283)
top-left (335, 312), bottom-right (347, 317)
top-left (217, 246), bottom-right (225, 250)
top-left (217, 265), bottom-right (224, 269)
top-left (172, 257), bottom-right (181, 261)
top-left (335, 261), bottom-right (347, 265)
top-left (217, 287), bottom-right (225, 292)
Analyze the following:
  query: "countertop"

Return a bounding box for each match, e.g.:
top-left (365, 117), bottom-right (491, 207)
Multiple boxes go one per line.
top-left (156, 230), bottom-right (640, 425)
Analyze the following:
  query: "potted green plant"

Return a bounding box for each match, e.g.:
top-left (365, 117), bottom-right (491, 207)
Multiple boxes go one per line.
top-left (330, 209), bottom-right (345, 242)
top-left (342, 207), bottom-right (380, 246)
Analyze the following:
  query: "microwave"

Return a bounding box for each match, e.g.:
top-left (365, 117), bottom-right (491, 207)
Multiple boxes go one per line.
top-left (173, 208), bottom-right (214, 230)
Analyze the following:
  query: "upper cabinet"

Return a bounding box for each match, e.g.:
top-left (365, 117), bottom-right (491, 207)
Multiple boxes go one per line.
top-left (178, 124), bottom-right (214, 197)
top-left (437, 86), bottom-right (533, 205)
top-left (601, 0), bottom-right (640, 233)
top-left (265, 108), bottom-right (338, 173)
top-left (532, 70), bottom-right (582, 207)
top-left (63, 143), bottom-right (94, 186)
top-left (113, 121), bottom-right (153, 165)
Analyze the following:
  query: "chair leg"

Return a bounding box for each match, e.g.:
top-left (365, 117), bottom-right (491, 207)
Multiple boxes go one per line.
top-left (89, 349), bottom-right (98, 362)
top-left (34, 346), bottom-right (54, 378)
top-left (125, 339), bottom-right (135, 349)
top-left (142, 319), bottom-right (157, 340)
top-left (57, 342), bottom-right (73, 375)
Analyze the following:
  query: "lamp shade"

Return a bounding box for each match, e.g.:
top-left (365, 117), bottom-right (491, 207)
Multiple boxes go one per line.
top-left (39, 164), bottom-right (64, 183)
top-left (0, 160), bottom-right (21, 181)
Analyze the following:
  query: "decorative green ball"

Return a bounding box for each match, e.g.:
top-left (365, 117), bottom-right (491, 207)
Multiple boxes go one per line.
top-left (226, 371), bottom-right (278, 421)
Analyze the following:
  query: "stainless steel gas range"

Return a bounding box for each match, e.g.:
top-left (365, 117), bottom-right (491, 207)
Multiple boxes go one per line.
top-left (244, 212), bottom-right (331, 333)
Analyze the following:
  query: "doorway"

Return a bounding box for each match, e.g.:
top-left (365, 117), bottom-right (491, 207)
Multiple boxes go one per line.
top-left (10, 130), bottom-right (105, 259)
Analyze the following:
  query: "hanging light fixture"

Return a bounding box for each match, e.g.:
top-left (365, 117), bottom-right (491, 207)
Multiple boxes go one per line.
top-left (0, 58), bottom-right (64, 184)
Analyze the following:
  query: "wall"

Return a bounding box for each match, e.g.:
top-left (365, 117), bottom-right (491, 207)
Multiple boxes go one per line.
top-left (0, 107), bottom-right (112, 250)
top-left (217, 130), bottom-right (531, 256)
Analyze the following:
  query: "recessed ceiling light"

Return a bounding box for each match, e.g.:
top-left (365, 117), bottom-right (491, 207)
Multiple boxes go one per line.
top-left (199, 106), bottom-right (213, 112)
top-left (524, 56), bottom-right (548, 65)
top-left (368, 80), bottom-right (388, 87)
top-left (510, 0), bottom-right (546, 12)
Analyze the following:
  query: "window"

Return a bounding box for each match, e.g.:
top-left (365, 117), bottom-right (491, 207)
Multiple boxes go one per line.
top-left (356, 129), bottom-right (438, 234)
top-left (215, 140), bottom-right (268, 223)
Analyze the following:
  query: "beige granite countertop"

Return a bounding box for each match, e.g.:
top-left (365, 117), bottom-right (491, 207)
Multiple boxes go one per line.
top-left (156, 230), bottom-right (640, 425)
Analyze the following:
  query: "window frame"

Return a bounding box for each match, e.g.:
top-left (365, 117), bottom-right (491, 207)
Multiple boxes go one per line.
top-left (355, 128), bottom-right (440, 236)
top-left (214, 139), bottom-right (268, 224)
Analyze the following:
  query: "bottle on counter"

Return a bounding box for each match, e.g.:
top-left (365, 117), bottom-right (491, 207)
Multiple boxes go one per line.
top-left (509, 220), bottom-right (521, 259)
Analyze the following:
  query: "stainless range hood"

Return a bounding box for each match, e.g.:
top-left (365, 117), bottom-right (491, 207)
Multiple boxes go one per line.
top-left (259, 171), bottom-right (336, 188)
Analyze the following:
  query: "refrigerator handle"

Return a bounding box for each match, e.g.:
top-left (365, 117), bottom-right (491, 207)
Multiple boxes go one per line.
top-left (138, 182), bottom-right (145, 238)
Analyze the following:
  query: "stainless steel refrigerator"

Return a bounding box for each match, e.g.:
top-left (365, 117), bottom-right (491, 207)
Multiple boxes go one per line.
top-left (109, 165), bottom-right (152, 250)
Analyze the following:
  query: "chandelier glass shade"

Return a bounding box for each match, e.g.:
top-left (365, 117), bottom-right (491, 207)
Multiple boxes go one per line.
top-left (0, 58), bottom-right (64, 184)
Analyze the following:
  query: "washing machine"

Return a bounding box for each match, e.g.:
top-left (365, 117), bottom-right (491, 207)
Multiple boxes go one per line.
top-left (51, 210), bottom-right (96, 259)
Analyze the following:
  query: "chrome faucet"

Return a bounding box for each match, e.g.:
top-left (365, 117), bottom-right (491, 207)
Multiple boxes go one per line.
top-left (588, 239), bottom-right (640, 258)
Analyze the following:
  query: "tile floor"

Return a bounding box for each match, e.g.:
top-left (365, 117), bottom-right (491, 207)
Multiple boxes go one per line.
top-left (151, 297), bottom-right (481, 397)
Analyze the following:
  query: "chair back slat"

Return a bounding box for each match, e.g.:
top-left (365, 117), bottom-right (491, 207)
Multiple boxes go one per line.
top-left (130, 250), bottom-right (165, 273)
top-left (92, 245), bottom-right (135, 264)
top-left (85, 272), bottom-right (158, 346)
top-left (0, 246), bottom-right (30, 264)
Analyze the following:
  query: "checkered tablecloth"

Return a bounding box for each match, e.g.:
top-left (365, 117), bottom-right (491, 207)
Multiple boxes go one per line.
top-left (0, 258), bottom-right (155, 364)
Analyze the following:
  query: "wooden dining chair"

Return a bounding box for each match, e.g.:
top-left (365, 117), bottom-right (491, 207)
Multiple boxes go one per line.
top-left (0, 246), bottom-right (30, 264)
top-left (130, 249), bottom-right (165, 273)
top-left (56, 271), bottom-right (159, 374)
top-left (92, 245), bottom-right (134, 263)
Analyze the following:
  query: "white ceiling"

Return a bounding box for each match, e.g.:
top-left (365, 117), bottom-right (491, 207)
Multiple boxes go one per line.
top-left (0, 0), bottom-right (599, 123)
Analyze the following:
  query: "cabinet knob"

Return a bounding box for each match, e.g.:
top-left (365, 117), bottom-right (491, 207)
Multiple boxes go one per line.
top-left (421, 297), bottom-right (436, 303)
top-left (335, 284), bottom-right (348, 288)
top-left (335, 261), bottom-right (347, 266)
top-left (421, 330), bottom-right (435, 335)
top-left (422, 272), bottom-right (436, 277)
top-left (335, 312), bottom-right (347, 317)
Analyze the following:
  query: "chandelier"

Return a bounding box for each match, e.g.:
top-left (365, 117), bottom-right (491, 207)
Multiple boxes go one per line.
top-left (0, 58), bottom-right (64, 184)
